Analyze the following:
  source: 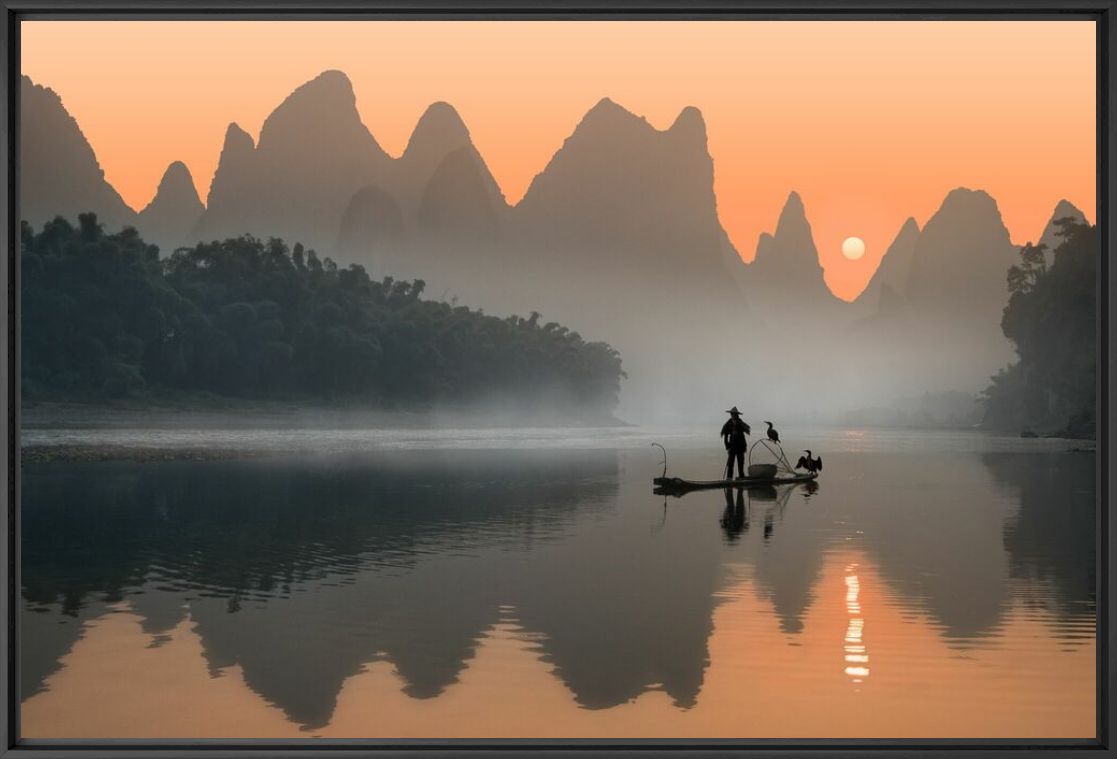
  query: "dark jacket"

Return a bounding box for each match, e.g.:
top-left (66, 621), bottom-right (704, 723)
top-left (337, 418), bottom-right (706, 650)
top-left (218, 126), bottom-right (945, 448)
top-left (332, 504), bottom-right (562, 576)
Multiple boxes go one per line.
top-left (721, 417), bottom-right (750, 451)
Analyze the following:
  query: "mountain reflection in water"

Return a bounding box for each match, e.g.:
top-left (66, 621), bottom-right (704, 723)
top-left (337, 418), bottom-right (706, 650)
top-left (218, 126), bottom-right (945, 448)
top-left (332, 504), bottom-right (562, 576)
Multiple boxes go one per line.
top-left (19, 439), bottom-right (1096, 738)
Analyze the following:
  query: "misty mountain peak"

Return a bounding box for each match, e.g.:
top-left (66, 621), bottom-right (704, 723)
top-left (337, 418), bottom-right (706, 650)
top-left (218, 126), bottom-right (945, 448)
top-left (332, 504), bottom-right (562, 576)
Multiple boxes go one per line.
top-left (22, 75), bottom-right (61, 111)
top-left (937, 187), bottom-right (1003, 222)
top-left (668, 106), bottom-right (708, 146)
top-left (750, 192), bottom-right (823, 279)
top-left (774, 191), bottom-right (810, 242)
top-left (418, 146), bottom-right (502, 238)
top-left (578, 97), bottom-right (649, 133)
top-left (744, 191), bottom-right (843, 326)
top-left (1042, 199), bottom-right (1086, 236)
top-left (199, 123), bottom-right (258, 217)
top-left (222, 122), bottom-right (256, 155)
top-left (196, 69), bottom-right (392, 251)
top-left (404, 101), bottom-right (471, 160)
top-left (208, 122), bottom-right (255, 184)
top-left (1036, 198), bottom-right (1087, 257)
top-left (928, 187), bottom-right (1009, 237)
top-left (858, 215), bottom-right (921, 309)
top-left (903, 186), bottom-right (1016, 313)
top-left (1051, 198), bottom-right (1084, 220)
top-left (139, 161), bottom-right (204, 253)
top-left (19, 74), bottom-right (136, 230)
top-left (153, 161), bottom-right (201, 205)
top-left (884, 216), bottom-right (921, 260)
top-left (273, 69), bottom-right (356, 114)
top-left (257, 69), bottom-right (384, 158)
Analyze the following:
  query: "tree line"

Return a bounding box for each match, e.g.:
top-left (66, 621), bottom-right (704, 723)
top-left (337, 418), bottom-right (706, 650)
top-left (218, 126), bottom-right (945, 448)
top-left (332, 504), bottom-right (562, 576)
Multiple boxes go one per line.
top-left (984, 218), bottom-right (1096, 437)
top-left (21, 213), bottom-right (625, 414)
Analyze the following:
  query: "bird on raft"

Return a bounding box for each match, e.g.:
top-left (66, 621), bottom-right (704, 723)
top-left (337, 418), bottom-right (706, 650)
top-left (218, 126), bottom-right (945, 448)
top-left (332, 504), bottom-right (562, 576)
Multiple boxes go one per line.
top-left (796, 450), bottom-right (823, 474)
top-left (764, 421), bottom-right (780, 444)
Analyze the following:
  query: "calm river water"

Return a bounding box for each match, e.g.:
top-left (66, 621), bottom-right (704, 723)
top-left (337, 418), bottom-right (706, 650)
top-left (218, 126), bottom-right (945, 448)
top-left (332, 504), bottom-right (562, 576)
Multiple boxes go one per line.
top-left (18, 427), bottom-right (1096, 739)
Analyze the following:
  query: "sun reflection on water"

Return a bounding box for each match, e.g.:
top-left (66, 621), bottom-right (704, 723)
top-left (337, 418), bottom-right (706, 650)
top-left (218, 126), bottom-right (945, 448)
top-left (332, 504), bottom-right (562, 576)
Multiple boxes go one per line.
top-left (844, 565), bottom-right (870, 682)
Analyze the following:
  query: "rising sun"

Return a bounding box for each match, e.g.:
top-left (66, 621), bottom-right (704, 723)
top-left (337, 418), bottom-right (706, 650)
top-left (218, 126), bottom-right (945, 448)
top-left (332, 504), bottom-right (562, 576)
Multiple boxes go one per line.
top-left (841, 236), bottom-right (866, 260)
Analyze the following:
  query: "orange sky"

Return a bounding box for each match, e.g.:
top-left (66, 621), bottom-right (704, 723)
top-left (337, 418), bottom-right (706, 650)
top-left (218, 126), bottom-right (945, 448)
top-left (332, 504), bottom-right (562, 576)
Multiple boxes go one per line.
top-left (20, 20), bottom-right (1096, 300)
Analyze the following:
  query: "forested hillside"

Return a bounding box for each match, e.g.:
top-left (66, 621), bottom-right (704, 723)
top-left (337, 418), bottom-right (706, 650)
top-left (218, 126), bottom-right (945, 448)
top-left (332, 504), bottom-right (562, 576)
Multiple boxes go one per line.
top-left (21, 214), bottom-right (624, 414)
top-left (984, 219), bottom-right (1097, 437)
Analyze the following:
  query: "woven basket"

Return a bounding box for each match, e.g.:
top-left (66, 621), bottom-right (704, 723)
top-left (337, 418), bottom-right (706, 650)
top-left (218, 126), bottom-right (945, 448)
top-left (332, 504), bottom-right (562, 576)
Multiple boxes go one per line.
top-left (747, 463), bottom-right (778, 479)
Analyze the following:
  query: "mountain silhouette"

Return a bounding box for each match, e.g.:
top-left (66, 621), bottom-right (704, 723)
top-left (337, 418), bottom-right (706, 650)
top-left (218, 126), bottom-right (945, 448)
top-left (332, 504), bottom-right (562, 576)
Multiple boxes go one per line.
top-left (19, 76), bottom-right (136, 232)
top-left (1037, 199), bottom-right (1086, 249)
top-left (137, 161), bottom-right (204, 253)
top-left (500, 97), bottom-right (754, 414)
top-left (515, 99), bottom-right (735, 287)
top-left (508, 99), bottom-right (748, 321)
top-left (195, 123), bottom-right (258, 242)
top-left (346, 94), bottom-right (753, 417)
top-left (195, 70), bottom-right (391, 252)
top-left (336, 185), bottom-right (406, 267)
top-left (846, 188), bottom-right (1020, 397)
top-left (337, 101), bottom-right (509, 291)
top-left (858, 217), bottom-right (920, 312)
top-left (21, 68), bottom-right (1091, 416)
top-left (1035, 199), bottom-right (1087, 266)
top-left (905, 188), bottom-right (1018, 319)
top-left (749, 192), bottom-right (826, 285)
top-left (745, 191), bottom-right (851, 326)
top-left (418, 146), bottom-right (504, 238)
top-left (394, 102), bottom-right (485, 215)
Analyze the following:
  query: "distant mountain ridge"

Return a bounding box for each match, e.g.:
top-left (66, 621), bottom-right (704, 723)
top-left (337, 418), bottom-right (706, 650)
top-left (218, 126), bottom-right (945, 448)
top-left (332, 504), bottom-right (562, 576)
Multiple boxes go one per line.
top-left (19, 69), bottom-right (1092, 415)
top-left (844, 188), bottom-right (1027, 400)
top-left (194, 70), bottom-right (393, 253)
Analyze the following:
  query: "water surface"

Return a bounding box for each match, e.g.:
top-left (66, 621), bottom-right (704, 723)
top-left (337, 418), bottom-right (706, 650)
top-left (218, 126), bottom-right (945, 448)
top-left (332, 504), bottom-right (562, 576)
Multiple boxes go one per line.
top-left (19, 428), bottom-right (1096, 739)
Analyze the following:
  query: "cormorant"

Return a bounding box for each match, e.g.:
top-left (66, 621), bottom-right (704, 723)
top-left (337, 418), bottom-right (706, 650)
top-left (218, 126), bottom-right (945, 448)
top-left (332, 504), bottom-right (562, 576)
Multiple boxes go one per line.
top-left (796, 450), bottom-right (822, 474)
top-left (764, 421), bottom-right (780, 444)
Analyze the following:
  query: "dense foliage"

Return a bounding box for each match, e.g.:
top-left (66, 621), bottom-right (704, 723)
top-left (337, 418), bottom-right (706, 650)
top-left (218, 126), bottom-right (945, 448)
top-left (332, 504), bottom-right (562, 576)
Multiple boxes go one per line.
top-left (984, 219), bottom-right (1096, 437)
top-left (21, 214), bottom-right (624, 413)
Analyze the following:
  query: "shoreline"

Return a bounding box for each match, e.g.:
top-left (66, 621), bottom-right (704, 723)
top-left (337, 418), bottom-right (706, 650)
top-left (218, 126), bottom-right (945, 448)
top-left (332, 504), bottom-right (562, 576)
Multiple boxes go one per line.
top-left (20, 444), bottom-right (278, 464)
top-left (20, 400), bottom-right (631, 431)
top-left (20, 438), bottom-right (1097, 466)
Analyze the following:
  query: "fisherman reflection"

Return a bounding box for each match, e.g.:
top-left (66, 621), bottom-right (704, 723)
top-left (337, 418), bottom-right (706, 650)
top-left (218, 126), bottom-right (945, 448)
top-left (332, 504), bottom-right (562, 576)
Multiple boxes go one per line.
top-left (750, 486), bottom-right (779, 543)
top-left (720, 487), bottom-right (749, 542)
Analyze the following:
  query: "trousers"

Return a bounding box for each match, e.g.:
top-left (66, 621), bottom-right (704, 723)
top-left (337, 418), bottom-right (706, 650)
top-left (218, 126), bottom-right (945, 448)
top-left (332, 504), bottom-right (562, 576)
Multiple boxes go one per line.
top-left (725, 448), bottom-right (745, 478)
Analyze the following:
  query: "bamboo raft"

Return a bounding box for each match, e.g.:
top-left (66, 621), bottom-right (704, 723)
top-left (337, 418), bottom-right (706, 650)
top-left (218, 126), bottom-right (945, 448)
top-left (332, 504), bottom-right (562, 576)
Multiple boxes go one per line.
top-left (653, 472), bottom-right (817, 495)
top-left (650, 440), bottom-right (819, 496)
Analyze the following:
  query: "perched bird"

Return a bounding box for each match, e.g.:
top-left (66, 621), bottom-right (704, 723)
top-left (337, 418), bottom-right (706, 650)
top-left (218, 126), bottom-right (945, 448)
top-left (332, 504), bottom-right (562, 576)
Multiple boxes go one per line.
top-left (796, 450), bottom-right (823, 474)
top-left (764, 421), bottom-right (780, 444)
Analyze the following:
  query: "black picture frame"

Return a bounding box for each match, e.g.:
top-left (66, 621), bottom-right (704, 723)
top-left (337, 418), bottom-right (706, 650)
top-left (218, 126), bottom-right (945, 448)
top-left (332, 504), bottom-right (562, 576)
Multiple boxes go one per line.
top-left (1, 1), bottom-right (1113, 756)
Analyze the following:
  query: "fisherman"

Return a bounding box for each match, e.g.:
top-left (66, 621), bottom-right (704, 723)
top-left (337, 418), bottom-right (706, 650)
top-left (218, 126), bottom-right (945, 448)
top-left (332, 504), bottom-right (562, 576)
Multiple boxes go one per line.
top-left (720, 406), bottom-right (751, 479)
